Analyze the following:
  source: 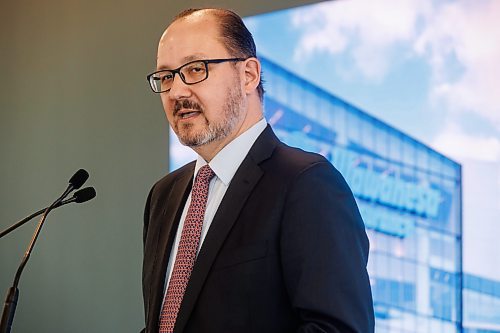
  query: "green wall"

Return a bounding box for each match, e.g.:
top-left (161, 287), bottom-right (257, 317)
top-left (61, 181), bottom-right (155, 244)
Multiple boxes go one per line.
top-left (0, 1), bottom-right (168, 331)
top-left (0, 0), bottom-right (322, 331)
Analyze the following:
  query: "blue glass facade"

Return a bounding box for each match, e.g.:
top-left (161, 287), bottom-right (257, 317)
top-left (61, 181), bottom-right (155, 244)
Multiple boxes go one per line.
top-left (463, 274), bottom-right (500, 332)
top-left (260, 57), bottom-right (463, 333)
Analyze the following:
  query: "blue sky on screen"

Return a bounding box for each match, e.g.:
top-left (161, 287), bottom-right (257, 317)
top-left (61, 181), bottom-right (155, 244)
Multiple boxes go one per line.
top-left (244, 0), bottom-right (500, 280)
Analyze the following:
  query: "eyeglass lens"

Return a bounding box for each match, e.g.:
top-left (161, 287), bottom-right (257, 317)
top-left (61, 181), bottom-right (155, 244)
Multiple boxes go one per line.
top-left (151, 61), bottom-right (208, 92)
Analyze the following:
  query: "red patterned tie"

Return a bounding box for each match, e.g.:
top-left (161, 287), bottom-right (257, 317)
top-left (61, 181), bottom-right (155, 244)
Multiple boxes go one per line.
top-left (159, 165), bottom-right (215, 333)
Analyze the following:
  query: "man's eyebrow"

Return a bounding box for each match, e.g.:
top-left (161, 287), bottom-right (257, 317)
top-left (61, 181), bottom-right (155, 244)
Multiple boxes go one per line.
top-left (183, 54), bottom-right (206, 63)
top-left (156, 54), bottom-right (208, 71)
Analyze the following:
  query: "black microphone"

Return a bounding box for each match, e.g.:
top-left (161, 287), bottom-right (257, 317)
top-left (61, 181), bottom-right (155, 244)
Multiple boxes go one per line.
top-left (0, 170), bottom-right (94, 333)
top-left (69, 186), bottom-right (96, 203)
top-left (0, 168), bottom-right (92, 239)
top-left (0, 187), bottom-right (96, 239)
top-left (68, 169), bottom-right (89, 190)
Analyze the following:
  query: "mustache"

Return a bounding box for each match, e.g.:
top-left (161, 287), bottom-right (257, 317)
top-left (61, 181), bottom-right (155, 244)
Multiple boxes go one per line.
top-left (174, 99), bottom-right (203, 116)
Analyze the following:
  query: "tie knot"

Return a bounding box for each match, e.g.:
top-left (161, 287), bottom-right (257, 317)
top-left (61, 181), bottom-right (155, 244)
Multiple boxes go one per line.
top-left (196, 165), bottom-right (215, 185)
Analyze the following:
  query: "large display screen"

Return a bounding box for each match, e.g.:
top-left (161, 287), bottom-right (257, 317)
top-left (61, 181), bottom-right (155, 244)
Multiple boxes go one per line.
top-left (168, 2), bottom-right (500, 331)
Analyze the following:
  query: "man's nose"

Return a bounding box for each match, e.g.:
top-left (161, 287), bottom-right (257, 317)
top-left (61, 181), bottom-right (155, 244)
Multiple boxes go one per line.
top-left (168, 72), bottom-right (191, 100)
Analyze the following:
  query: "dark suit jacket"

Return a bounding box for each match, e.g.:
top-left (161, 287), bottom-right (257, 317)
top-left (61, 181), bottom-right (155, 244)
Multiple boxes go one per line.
top-left (142, 126), bottom-right (374, 333)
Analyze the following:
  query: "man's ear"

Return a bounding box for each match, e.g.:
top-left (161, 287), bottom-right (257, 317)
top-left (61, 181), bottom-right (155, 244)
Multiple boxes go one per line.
top-left (243, 57), bottom-right (261, 95)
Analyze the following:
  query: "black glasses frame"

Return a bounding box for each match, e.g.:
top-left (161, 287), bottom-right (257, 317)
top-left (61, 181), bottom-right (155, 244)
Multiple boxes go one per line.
top-left (146, 57), bottom-right (247, 93)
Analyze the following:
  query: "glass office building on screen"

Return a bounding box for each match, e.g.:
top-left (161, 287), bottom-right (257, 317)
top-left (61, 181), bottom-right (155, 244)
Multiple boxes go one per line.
top-left (168, 56), bottom-right (463, 332)
top-left (260, 57), bottom-right (463, 333)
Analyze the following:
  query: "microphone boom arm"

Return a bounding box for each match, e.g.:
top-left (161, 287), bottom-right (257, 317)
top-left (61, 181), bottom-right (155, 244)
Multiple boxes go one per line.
top-left (0, 187), bottom-right (95, 239)
top-left (0, 169), bottom-right (94, 333)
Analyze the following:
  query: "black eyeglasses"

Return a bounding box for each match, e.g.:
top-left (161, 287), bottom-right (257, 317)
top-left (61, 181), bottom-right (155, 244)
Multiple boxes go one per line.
top-left (146, 58), bottom-right (247, 93)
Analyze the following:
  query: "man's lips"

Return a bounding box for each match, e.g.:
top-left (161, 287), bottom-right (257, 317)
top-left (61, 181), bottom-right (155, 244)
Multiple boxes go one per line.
top-left (176, 109), bottom-right (201, 120)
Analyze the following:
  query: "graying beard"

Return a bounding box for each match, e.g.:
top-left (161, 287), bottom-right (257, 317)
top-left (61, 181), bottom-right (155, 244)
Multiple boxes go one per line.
top-left (179, 83), bottom-right (242, 147)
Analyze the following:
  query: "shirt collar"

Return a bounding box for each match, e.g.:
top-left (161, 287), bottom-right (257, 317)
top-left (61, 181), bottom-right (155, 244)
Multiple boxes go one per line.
top-left (194, 118), bottom-right (267, 186)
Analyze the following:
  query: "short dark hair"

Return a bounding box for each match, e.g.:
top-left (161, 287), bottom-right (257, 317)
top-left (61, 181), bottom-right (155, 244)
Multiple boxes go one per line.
top-left (173, 8), bottom-right (265, 101)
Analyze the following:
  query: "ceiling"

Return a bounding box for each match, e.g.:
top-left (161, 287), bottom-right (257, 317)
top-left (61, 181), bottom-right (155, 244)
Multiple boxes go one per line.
top-left (159, 0), bottom-right (327, 17)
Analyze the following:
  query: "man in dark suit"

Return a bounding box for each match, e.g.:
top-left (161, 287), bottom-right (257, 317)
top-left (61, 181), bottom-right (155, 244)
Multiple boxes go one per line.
top-left (143, 8), bottom-right (374, 333)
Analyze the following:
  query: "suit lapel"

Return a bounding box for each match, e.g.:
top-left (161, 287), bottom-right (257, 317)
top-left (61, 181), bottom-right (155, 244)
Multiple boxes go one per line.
top-left (173, 126), bottom-right (279, 332)
top-left (147, 164), bottom-right (194, 332)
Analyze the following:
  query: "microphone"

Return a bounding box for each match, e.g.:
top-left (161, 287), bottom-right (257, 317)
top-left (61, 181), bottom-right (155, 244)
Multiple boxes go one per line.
top-left (66, 187), bottom-right (96, 204)
top-left (0, 168), bottom-right (92, 239)
top-left (68, 169), bottom-right (89, 190)
top-left (0, 170), bottom-right (94, 333)
top-left (0, 187), bottom-right (96, 239)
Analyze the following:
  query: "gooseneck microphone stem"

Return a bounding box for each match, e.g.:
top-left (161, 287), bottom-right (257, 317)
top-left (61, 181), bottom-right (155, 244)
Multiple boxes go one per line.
top-left (0, 187), bottom-right (96, 239)
top-left (0, 186), bottom-right (72, 333)
top-left (0, 209), bottom-right (48, 239)
top-left (12, 187), bottom-right (72, 289)
top-left (0, 289), bottom-right (17, 333)
top-left (1, 169), bottom-right (91, 333)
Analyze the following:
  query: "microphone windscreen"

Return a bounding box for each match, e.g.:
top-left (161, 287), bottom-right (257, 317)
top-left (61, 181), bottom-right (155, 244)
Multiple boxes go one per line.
top-left (69, 169), bottom-right (89, 189)
top-left (73, 187), bottom-right (96, 203)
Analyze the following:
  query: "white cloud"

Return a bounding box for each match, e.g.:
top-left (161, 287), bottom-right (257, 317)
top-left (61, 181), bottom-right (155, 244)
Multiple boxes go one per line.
top-left (292, 0), bottom-right (500, 131)
top-left (415, 0), bottom-right (500, 130)
top-left (432, 122), bottom-right (500, 162)
top-left (292, 0), bottom-right (429, 80)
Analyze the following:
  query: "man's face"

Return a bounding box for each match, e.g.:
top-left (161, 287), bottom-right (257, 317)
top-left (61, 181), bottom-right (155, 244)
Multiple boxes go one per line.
top-left (156, 13), bottom-right (247, 149)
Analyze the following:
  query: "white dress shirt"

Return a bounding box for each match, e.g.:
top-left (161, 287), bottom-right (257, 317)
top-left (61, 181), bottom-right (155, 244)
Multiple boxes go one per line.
top-left (162, 118), bottom-right (267, 299)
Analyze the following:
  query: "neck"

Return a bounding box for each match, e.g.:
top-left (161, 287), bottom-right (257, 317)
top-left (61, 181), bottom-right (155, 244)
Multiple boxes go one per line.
top-left (193, 115), bottom-right (263, 162)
